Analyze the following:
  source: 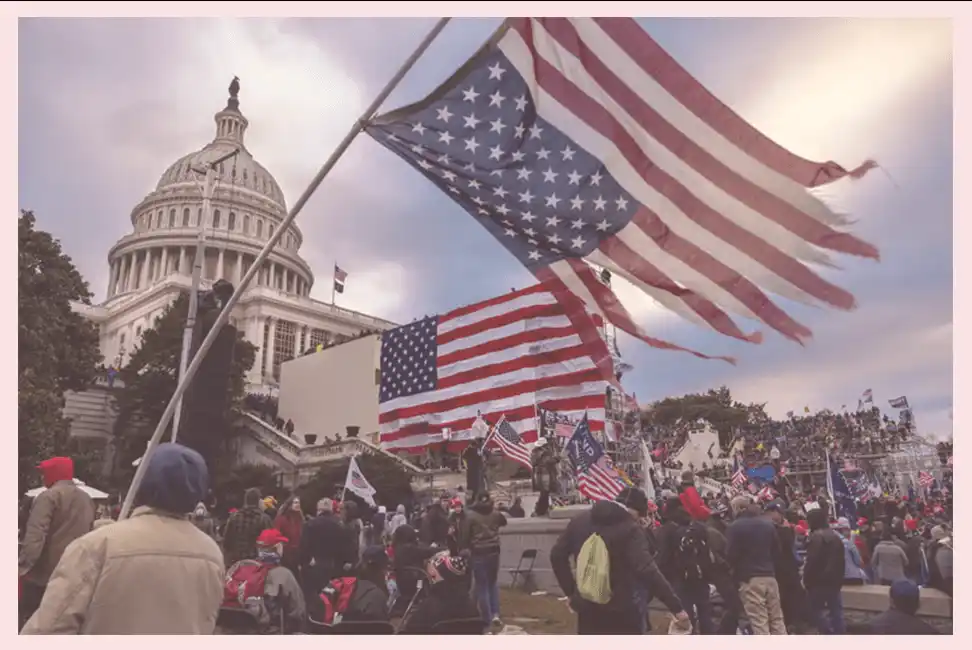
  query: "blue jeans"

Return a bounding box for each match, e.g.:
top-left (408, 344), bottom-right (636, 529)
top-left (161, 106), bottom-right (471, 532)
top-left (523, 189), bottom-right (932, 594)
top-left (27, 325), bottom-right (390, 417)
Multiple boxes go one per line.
top-left (807, 586), bottom-right (845, 634)
top-left (472, 554), bottom-right (501, 623)
top-left (633, 585), bottom-right (651, 634)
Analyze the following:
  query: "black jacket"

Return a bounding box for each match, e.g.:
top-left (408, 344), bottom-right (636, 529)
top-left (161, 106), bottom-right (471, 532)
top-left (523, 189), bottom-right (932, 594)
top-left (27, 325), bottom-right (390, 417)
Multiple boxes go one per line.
top-left (550, 501), bottom-right (682, 616)
top-left (726, 512), bottom-right (779, 583)
top-left (344, 579), bottom-right (390, 622)
top-left (803, 527), bottom-right (846, 589)
top-left (300, 513), bottom-right (355, 572)
top-left (399, 584), bottom-right (482, 634)
top-left (419, 506), bottom-right (450, 547)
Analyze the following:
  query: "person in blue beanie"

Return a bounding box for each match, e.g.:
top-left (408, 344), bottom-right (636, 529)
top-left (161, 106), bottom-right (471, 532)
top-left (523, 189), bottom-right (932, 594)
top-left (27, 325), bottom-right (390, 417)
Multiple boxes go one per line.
top-left (21, 443), bottom-right (225, 634)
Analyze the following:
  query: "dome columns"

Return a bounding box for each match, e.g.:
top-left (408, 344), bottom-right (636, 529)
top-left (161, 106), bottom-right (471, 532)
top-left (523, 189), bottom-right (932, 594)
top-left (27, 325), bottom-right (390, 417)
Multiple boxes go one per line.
top-left (107, 243), bottom-right (312, 299)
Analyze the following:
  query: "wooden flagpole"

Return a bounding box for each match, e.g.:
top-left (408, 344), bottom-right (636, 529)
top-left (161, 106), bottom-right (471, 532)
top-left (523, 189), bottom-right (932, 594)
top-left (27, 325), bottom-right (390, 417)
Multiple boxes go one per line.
top-left (119, 17), bottom-right (452, 519)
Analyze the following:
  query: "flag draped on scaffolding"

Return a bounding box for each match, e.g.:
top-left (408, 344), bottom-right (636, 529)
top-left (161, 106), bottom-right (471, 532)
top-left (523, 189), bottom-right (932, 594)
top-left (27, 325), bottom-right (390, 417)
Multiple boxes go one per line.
top-left (366, 17), bottom-right (878, 364)
top-left (376, 282), bottom-right (613, 452)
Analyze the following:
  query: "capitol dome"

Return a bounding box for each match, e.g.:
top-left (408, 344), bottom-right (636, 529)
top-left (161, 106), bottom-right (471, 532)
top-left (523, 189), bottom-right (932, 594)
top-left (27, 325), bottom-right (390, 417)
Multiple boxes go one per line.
top-left (105, 79), bottom-right (314, 302)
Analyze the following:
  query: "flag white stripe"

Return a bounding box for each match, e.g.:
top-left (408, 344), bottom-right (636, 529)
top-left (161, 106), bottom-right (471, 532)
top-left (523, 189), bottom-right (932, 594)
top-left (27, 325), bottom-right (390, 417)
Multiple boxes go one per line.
top-left (381, 358), bottom-right (597, 413)
top-left (500, 30), bottom-right (824, 309)
top-left (526, 21), bottom-right (834, 269)
top-left (438, 334), bottom-right (581, 379)
top-left (438, 291), bottom-right (558, 334)
top-left (565, 18), bottom-right (845, 227)
top-left (437, 315), bottom-right (570, 356)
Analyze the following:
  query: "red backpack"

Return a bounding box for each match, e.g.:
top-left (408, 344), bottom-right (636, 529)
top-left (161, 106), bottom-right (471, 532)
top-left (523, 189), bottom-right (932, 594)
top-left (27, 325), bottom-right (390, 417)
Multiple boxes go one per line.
top-left (222, 559), bottom-right (271, 610)
top-left (312, 577), bottom-right (358, 626)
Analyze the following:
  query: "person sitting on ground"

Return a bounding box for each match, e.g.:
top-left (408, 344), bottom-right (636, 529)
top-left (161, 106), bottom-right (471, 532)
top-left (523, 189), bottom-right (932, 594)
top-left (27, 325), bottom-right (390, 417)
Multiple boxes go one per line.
top-left (308, 545), bottom-right (391, 628)
top-left (399, 552), bottom-right (483, 634)
top-left (21, 444), bottom-right (224, 634)
top-left (850, 579), bottom-right (940, 634)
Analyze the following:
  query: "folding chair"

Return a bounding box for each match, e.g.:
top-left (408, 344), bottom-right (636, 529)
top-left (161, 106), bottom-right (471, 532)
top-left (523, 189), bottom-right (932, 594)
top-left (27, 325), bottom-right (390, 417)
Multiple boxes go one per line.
top-left (508, 548), bottom-right (538, 589)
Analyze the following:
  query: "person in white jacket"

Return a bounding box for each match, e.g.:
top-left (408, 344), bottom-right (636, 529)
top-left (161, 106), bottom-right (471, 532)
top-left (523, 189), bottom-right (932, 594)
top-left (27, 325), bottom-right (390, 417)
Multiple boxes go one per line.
top-left (386, 505), bottom-right (408, 540)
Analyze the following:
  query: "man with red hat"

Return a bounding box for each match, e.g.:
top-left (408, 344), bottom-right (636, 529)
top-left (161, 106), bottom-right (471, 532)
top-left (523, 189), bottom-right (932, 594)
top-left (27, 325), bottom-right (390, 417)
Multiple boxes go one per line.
top-left (18, 456), bottom-right (95, 629)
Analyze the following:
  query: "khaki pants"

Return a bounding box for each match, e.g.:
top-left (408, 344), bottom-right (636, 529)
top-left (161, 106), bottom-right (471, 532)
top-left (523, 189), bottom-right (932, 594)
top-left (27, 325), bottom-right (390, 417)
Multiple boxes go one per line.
top-left (738, 576), bottom-right (787, 635)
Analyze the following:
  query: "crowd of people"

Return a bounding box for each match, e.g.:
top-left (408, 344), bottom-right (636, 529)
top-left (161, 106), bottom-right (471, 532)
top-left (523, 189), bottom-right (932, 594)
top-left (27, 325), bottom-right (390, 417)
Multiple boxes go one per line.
top-left (550, 469), bottom-right (951, 635)
top-left (17, 445), bottom-right (513, 635)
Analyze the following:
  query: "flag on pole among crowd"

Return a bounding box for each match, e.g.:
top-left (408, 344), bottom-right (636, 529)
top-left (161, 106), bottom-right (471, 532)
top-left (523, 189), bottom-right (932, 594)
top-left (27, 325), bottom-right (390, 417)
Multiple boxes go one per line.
top-left (566, 414), bottom-right (625, 501)
top-left (344, 456), bottom-right (377, 506)
top-left (366, 18), bottom-right (878, 365)
top-left (333, 265), bottom-right (348, 294)
top-left (861, 388), bottom-right (873, 404)
top-left (826, 451), bottom-right (857, 522)
top-left (376, 283), bottom-right (615, 453)
top-left (483, 415), bottom-right (533, 470)
top-left (889, 396), bottom-right (909, 409)
top-left (918, 470), bottom-right (935, 489)
top-left (731, 465), bottom-right (748, 489)
top-left (640, 438), bottom-right (656, 501)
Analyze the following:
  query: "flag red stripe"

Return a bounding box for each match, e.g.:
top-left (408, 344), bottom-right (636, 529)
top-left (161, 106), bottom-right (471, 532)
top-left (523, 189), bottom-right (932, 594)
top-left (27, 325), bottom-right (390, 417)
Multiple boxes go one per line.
top-left (440, 282), bottom-right (549, 323)
top-left (437, 302), bottom-right (564, 346)
top-left (437, 324), bottom-right (578, 366)
top-left (511, 21), bottom-right (858, 314)
top-left (628, 208), bottom-right (813, 342)
top-left (380, 395), bottom-right (607, 444)
top-left (596, 230), bottom-right (761, 343)
top-left (438, 343), bottom-right (593, 390)
top-left (539, 18), bottom-right (879, 260)
top-left (380, 366), bottom-right (603, 423)
top-left (591, 18), bottom-right (877, 189)
top-left (563, 259), bottom-right (737, 364)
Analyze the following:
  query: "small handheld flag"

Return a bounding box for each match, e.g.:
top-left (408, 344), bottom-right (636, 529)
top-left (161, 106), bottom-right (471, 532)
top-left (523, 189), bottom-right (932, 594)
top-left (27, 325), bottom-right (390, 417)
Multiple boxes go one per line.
top-left (344, 455), bottom-right (377, 507)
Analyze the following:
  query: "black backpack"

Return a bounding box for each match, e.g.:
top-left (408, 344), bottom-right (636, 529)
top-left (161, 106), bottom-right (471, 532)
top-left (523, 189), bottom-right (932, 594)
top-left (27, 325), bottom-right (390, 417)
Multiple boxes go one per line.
top-left (676, 522), bottom-right (712, 582)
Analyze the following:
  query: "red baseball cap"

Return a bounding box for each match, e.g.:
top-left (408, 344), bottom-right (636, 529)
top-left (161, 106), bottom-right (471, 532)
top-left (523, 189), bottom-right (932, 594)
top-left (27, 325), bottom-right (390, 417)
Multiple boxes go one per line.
top-left (256, 529), bottom-right (289, 546)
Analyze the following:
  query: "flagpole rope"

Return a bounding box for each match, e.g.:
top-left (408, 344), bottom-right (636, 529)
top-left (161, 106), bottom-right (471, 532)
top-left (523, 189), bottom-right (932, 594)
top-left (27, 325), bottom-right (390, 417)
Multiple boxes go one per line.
top-left (119, 17), bottom-right (453, 520)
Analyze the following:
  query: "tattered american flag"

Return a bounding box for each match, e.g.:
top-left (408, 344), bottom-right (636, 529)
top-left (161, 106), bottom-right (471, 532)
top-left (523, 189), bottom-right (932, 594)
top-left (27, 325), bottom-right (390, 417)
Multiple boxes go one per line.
top-left (731, 467), bottom-right (747, 488)
top-left (377, 283), bottom-right (612, 453)
top-left (367, 18), bottom-right (878, 363)
top-left (918, 471), bottom-right (935, 489)
top-left (484, 415), bottom-right (533, 470)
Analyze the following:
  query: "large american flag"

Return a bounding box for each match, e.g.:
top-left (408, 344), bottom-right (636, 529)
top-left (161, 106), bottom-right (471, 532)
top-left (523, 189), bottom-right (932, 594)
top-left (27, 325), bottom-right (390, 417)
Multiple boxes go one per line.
top-left (377, 283), bottom-right (612, 453)
top-left (367, 18), bottom-right (878, 363)
top-left (566, 415), bottom-right (625, 502)
top-left (484, 415), bottom-right (533, 470)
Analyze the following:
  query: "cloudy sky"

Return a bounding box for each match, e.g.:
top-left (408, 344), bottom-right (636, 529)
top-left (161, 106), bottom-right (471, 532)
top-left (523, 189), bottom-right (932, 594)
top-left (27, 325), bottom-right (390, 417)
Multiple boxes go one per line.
top-left (19, 16), bottom-right (953, 438)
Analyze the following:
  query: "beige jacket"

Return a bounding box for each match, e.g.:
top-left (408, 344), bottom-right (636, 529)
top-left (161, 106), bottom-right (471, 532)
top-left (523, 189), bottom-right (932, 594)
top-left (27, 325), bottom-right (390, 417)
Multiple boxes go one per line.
top-left (19, 480), bottom-right (95, 586)
top-left (21, 506), bottom-right (225, 635)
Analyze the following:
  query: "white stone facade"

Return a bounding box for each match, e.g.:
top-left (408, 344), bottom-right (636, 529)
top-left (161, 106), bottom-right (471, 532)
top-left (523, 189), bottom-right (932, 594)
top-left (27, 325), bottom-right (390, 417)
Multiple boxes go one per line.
top-left (73, 83), bottom-right (396, 399)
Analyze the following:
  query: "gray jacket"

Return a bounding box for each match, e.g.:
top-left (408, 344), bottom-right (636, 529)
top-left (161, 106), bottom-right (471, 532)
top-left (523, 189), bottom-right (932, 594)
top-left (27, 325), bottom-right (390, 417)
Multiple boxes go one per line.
top-left (871, 540), bottom-right (909, 583)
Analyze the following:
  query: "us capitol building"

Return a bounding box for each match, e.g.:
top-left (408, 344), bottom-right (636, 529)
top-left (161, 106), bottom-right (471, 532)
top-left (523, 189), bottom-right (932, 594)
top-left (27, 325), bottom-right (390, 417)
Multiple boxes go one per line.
top-left (72, 81), bottom-right (396, 394)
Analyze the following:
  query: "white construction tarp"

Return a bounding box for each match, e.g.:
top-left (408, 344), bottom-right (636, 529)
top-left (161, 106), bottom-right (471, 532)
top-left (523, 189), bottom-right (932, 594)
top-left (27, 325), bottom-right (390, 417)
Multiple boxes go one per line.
top-left (25, 478), bottom-right (109, 500)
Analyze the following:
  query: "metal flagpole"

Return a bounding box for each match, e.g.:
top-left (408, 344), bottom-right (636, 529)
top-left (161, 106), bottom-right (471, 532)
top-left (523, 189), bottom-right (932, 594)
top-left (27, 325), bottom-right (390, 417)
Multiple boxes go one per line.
top-left (331, 266), bottom-right (336, 305)
top-left (172, 147), bottom-right (239, 443)
top-left (119, 17), bottom-right (452, 519)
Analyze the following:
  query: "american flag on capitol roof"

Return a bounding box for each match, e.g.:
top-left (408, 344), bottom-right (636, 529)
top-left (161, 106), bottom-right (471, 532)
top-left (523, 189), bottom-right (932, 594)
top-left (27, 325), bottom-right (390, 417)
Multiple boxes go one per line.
top-left (377, 282), bottom-right (615, 453)
top-left (366, 18), bottom-right (879, 361)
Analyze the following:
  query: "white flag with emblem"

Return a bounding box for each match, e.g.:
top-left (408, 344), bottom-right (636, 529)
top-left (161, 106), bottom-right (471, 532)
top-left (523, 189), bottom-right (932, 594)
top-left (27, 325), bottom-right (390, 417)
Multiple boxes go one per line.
top-left (344, 456), bottom-right (377, 507)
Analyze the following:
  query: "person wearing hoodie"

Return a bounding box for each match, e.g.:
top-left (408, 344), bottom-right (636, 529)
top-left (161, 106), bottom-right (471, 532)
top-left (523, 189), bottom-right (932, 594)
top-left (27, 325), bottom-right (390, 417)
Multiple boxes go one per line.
top-left (387, 504), bottom-right (408, 540)
top-left (390, 525), bottom-right (439, 615)
top-left (871, 528), bottom-right (910, 585)
top-left (677, 470), bottom-right (712, 521)
top-left (854, 579), bottom-right (940, 634)
top-left (551, 487), bottom-right (687, 635)
top-left (834, 518), bottom-right (867, 585)
top-left (274, 496), bottom-right (305, 574)
top-left (18, 456), bottom-right (96, 628)
top-left (803, 507), bottom-right (847, 634)
top-left (399, 551), bottom-right (483, 634)
top-left (339, 545), bottom-right (393, 622)
top-left (21, 443), bottom-right (224, 634)
top-left (222, 488), bottom-right (273, 567)
top-left (458, 491), bottom-right (507, 628)
top-left (224, 528), bottom-right (306, 633)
